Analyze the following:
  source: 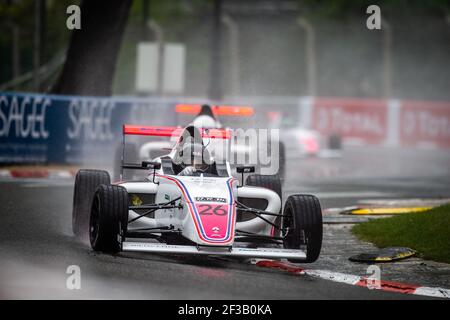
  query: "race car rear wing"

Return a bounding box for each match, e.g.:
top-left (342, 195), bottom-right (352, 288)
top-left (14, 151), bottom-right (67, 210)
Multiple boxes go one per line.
top-left (122, 125), bottom-right (231, 139)
top-left (120, 125), bottom-right (231, 179)
top-left (175, 104), bottom-right (254, 116)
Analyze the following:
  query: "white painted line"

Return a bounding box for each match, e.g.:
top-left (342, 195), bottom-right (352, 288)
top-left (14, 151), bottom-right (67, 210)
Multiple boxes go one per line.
top-left (51, 171), bottom-right (74, 178)
top-left (305, 269), bottom-right (361, 285)
top-left (0, 170), bottom-right (12, 178)
top-left (358, 198), bottom-right (450, 207)
top-left (313, 191), bottom-right (390, 199)
top-left (414, 287), bottom-right (450, 299)
top-left (22, 181), bottom-right (74, 188)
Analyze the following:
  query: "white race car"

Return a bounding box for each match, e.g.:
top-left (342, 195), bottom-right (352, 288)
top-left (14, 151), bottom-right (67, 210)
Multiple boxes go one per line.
top-left (73, 125), bottom-right (322, 262)
top-left (268, 111), bottom-right (342, 158)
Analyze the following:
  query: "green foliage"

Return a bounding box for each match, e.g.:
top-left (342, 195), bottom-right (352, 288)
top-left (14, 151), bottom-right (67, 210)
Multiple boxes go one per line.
top-left (0, 0), bottom-right (80, 83)
top-left (299, 0), bottom-right (450, 18)
top-left (127, 0), bottom-right (209, 40)
top-left (352, 204), bottom-right (450, 263)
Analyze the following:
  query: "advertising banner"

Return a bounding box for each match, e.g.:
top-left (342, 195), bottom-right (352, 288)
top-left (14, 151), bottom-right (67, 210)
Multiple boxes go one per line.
top-left (399, 100), bottom-right (450, 148)
top-left (311, 97), bottom-right (388, 144)
top-left (0, 92), bottom-right (175, 164)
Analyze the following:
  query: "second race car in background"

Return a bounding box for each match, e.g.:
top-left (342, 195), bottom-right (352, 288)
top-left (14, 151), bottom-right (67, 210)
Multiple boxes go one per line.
top-left (268, 111), bottom-right (342, 159)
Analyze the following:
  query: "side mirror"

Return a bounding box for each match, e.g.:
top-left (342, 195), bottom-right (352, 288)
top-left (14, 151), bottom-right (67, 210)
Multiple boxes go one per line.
top-left (142, 161), bottom-right (161, 170)
top-left (236, 166), bottom-right (255, 187)
top-left (236, 166), bottom-right (255, 174)
top-left (142, 161), bottom-right (161, 185)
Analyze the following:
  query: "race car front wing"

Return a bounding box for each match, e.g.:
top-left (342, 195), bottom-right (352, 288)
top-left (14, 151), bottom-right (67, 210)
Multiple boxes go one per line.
top-left (122, 241), bottom-right (306, 260)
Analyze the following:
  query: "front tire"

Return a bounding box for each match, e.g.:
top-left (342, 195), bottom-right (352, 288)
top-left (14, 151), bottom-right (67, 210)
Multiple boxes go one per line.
top-left (72, 169), bottom-right (110, 239)
top-left (90, 184), bottom-right (129, 253)
top-left (282, 194), bottom-right (322, 263)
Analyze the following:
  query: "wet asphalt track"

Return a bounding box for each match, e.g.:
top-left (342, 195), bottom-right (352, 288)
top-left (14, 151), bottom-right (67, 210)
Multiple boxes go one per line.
top-left (0, 146), bottom-right (449, 299)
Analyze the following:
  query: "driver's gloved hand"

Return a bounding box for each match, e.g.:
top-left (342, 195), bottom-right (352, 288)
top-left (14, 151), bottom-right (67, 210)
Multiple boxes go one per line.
top-left (179, 166), bottom-right (195, 176)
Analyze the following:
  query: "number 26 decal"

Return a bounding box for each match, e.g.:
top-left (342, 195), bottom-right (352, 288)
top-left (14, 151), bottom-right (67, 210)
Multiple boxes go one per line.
top-left (198, 204), bottom-right (228, 216)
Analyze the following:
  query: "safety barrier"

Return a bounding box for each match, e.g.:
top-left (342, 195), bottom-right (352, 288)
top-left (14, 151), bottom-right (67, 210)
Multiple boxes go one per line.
top-left (300, 97), bottom-right (450, 148)
top-left (0, 92), bottom-right (177, 164)
top-left (1, 92), bottom-right (449, 164)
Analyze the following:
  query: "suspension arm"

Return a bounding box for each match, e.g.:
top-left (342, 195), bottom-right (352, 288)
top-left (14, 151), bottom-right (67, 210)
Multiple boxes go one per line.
top-left (236, 201), bottom-right (284, 230)
top-left (128, 197), bottom-right (182, 223)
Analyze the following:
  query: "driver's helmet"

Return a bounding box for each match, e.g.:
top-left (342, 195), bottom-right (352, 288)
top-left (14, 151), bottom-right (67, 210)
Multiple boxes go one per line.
top-left (179, 142), bottom-right (211, 171)
top-left (192, 104), bottom-right (222, 129)
top-left (198, 104), bottom-right (217, 119)
top-left (192, 115), bottom-right (220, 129)
top-left (173, 126), bottom-right (212, 170)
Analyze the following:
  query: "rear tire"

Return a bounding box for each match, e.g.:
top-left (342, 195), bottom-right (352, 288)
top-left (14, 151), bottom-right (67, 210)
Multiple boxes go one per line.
top-left (282, 194), bottom-right (322, 263)
top-left (246, 174), bottom-right (282, 236)
top-left (90, 184), bottom-right (128, 253)
top-left (246, 174), bottom-right (282, 200)
top-left (72, 169), bottom-right (110, 239)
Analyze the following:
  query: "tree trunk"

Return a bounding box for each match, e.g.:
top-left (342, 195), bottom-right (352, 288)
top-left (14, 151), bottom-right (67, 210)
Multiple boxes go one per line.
top-left (52, 0), bottom-right (132, 96)
top-left (208, 0), bottom-right (223, 100)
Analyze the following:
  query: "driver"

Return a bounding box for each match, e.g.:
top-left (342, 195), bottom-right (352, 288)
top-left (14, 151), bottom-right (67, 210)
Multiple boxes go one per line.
top-left (173, 126), bottom-right (212, 176)
top-left (177, 142), bottom-right (211, 176)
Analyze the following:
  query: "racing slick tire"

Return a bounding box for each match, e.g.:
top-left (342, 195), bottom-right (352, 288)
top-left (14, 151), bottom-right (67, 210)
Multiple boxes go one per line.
top-left (246, 174), bottom-right (282, 236)
top-left (72, 169), bottom-right (111, 238)
top-left (282, 194), bottom-right (322, 263)
top-left (246, 174), bottom-right (282, 200)
top-left (90, 184), bottom-right (128, 253)
top-left (113, 142), bottom-right (138, 181)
